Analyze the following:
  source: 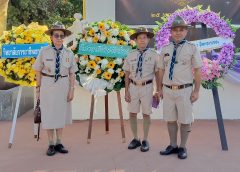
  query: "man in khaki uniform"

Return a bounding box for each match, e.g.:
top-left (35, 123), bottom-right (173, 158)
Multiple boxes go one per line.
top-left (123, 27), bottom-right (160, 152)
top-left (158, 16), bottom-right (202, 159)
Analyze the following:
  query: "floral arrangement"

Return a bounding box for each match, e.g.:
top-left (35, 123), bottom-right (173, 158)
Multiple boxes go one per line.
top-left (0, 22), bottom-right (51, 86)
top-left (75, 20), bottom-right (136, 92)
top-left (154, 6), bottom-right (237, 89)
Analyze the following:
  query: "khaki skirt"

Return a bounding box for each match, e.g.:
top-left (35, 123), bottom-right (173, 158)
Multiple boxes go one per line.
top-left (40, 76), bottom-right (72, 129)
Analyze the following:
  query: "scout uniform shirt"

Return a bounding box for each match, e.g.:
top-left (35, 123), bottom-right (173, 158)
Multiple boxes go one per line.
top-left (33, 45), bottom-right (78, 76)
top-left (158, 41), bottom-right (202, 86)
top-left (123, 48), bottom-right (159, 82)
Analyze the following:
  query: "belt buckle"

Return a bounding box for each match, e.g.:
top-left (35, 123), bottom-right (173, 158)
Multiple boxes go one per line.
top-left (136, 81), bottom-right (142, 86)
top-left (172, 85), bottom-right (178, 90)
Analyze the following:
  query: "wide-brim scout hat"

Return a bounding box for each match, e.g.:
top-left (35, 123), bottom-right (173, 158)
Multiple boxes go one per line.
top-left (169, 16), bottom-right (191, 29)
top-left (45, 22), bottom-right (72, 36)
top-left (130, 27), bottom-right (154, 40)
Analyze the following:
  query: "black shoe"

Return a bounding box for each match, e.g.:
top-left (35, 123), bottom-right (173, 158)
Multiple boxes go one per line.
top-left (160, 145), bottom-right (179, 155)
top-left (46, 145), bottom-right (56, 156)
top-left (128, 138), bottom-right (141, 150)
top-left (178, 147), bottom-right (187, 159)
top-left (140, 140), bottom-right (150, 152)
top-left (54, 144), bottom-right (69, 154)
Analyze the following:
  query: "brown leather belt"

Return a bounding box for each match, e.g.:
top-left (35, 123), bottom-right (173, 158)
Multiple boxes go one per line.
top-left (41, 72), bottom-right (68, 78)
top-left (130, 79), bottom-right (153, 86)
top-left (164, 83), bottom-right (193, 90)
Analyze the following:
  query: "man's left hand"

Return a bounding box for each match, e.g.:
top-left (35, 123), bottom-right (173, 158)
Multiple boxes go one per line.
top-left (190, 91), bottom-right (199, 103)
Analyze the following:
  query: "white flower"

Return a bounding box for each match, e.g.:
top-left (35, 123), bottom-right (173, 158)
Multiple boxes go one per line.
top-left (100, 59), bottom-right (109, 66)
top-left (105, 23), bottom-right (110, 30)
top-left (85, 67), bottom-right (91, 73)
top-left (93, 26), bottom-right (99, 32)
top-left (100, 35), bottom-right (106, 42)
top-left (124, 34), bottom-right (130, 41)
top-left (115, 76), bottom-right (121, 82)
top-left (110, 37), bottom-right (118, 44)
top-left (107, 83), bottom-right (114, 90)
top-left (86, 37), bottom-right (93, 42)
top-left (90, 55), bottom-right (96, 60)
top-left (80, 60), bottom-right (88, 66)
top-left (74, 54), bottom-right (79, 59)
top-left (114, 58), bottom-right (123, 65)
top-left (95, 65), bottom-right (100, 70)
top-left (116, 68), bottom-right (121, 73)
top-left (107, 68), bottom-right (114, 74)
top-left (109, 29), bottom-right (119, 36)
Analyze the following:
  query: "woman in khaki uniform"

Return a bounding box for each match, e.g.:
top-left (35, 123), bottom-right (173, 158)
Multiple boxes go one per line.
top-left (33, 22), bottom-right (78, 156)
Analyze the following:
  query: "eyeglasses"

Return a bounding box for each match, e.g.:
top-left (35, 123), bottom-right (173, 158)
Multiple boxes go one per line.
top-left (53, 34), bottom-right (65, 39)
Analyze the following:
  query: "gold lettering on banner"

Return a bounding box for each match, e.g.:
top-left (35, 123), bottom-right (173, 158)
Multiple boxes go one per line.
top-left (171, 0), bottom-right (197, 7)
top-left (151, 12), bottom-right (161, 18)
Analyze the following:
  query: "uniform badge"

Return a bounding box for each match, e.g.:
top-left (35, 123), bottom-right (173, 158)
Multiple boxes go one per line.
top-left (164, 53), bottom-right (170, 56)
top-left (46, 59), bottom-right (53, 61)
top-left (181, 59), bottom-right (187, 65)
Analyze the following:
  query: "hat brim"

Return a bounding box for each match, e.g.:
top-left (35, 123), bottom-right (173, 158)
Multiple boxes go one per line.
top-left (130, 31), bottom-right (154, 40)
top-left (169, 24), bottom-right (192, 29)
top-left (45, 29), bottom-right (72, 37)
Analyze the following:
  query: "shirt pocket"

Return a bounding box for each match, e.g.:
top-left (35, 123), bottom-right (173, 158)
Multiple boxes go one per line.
top-left (143, 59), bottom-right (155, 75)
top-left (43, 58), bottom-right (55, 73)
top-left (129, 61), bottom-right (138, 73)
top-left (178, 56), bottom-right (191, 66)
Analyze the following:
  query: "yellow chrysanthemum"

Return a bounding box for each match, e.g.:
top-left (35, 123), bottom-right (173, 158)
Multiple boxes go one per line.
top-left (16, 38), bottom-right (24, 44)
top-left (111, 23), bottom-right (118, 29)
top-left (103, 72), bottom-right (112, 80)
top-left (93, 36), bottom-right (99, 43)
top-left (13, 25), bottom-right (25, 34)
top-left (119, 31), bottom-right (125, 37)
top-left (107, 62), bottom-right (115, 69)
top-left (104, 31), bottom-right (111, 37)
top-left (96, 69), bottom-right (102, 75)
top-left (95, 56), bottom-right (101, 62)
top-left (24, 36), bottom-right (33, 43)
top-left (98, 22), bottom-right (105, 31)
top-left (117, 40), bottom-right (126, 45)
top-left (120, 71), bottom-right (125, 77)
top-left (87, 61), bottom-right (97, 69)
top-left (88, 29), bottom-right (95, 36)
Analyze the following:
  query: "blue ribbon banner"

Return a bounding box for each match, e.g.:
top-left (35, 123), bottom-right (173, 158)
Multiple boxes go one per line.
top-left (190, 37), bottom-right (233, 51)
top-left (1, 43), bottom-right (48, 59)
top-left (78, 42), bottom-right (132, 58)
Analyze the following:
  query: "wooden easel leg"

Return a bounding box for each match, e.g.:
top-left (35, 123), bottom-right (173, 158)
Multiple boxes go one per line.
top-left (105, 94), bottom-right (109, 134)
top-left (87, 95), bottom-right (95, 144)
top-left (116, 91), bottom-right (126, 143)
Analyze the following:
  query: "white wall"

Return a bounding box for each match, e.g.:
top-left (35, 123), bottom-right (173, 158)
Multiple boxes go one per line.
top-left (86, 0), bottom-right (115, 22)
